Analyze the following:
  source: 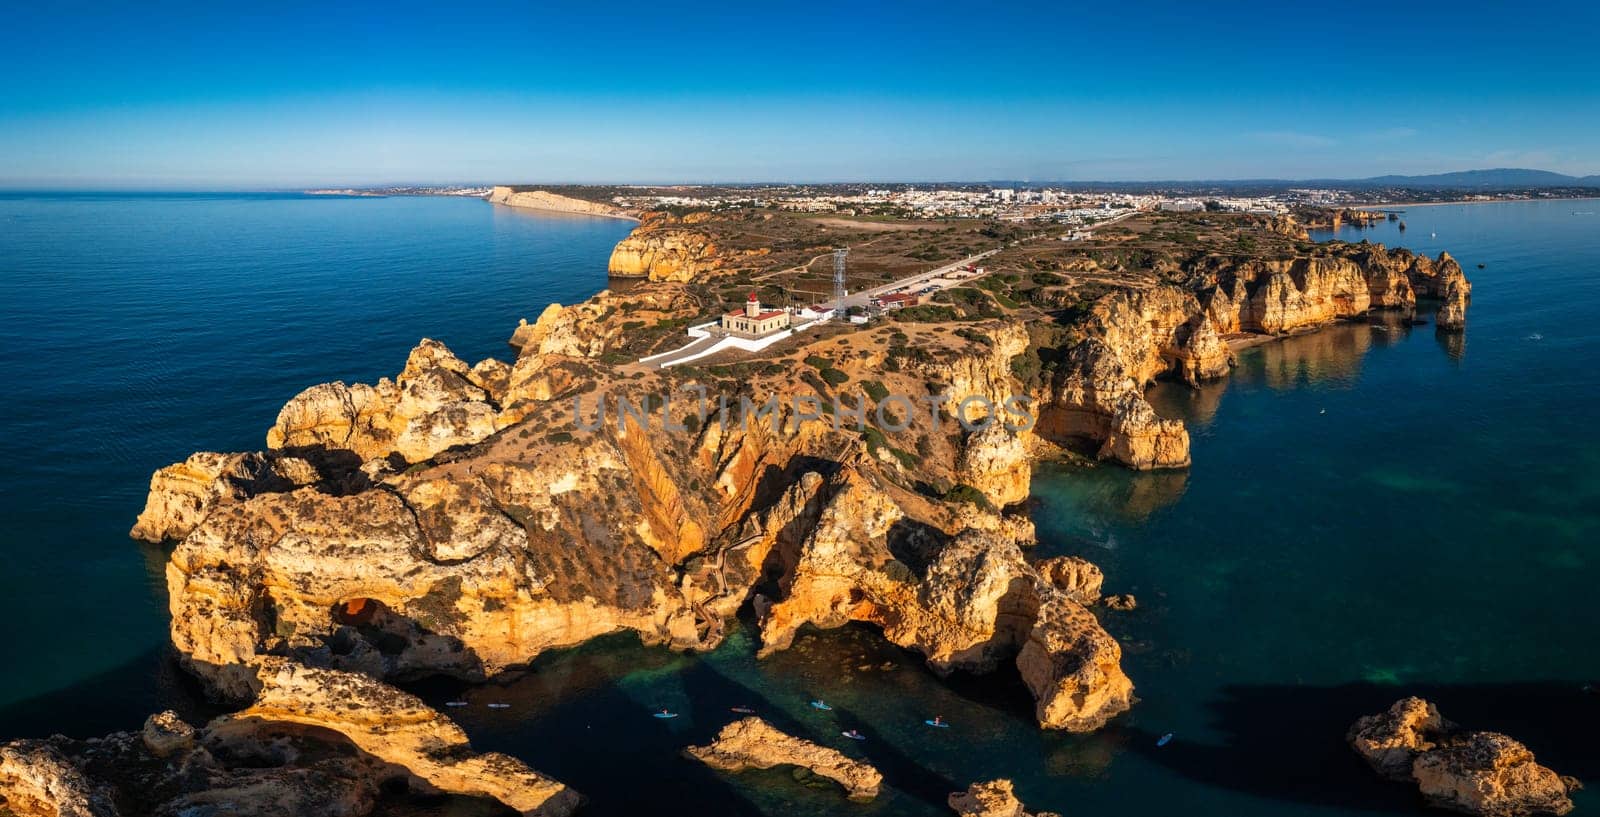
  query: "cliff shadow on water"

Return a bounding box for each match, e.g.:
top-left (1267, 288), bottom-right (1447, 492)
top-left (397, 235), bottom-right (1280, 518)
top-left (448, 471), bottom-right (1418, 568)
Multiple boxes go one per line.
top-left (403, 621), bottom-right (1011, 817)
top-left (1120, 680), bottom-right (1598, 814)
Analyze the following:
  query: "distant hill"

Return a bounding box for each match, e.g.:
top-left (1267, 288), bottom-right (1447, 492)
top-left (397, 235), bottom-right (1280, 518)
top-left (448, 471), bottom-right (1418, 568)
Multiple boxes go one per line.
top-left (1336, 168), bottom-right (1600, 189)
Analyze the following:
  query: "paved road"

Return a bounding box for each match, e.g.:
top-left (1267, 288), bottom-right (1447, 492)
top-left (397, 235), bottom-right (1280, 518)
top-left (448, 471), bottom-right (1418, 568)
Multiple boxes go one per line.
top-left (839, 248), bottom-right (1002, 310)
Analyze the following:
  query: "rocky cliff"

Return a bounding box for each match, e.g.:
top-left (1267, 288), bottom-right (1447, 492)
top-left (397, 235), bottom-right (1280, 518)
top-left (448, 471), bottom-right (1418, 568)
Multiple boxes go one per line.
top-left (607, 211), bottom-right (769, 281)
top-left (487, 187), bottom-right (629, 220)
top-left (1028, 242), bottom-right (1472, 469)
top-left (135, 318), bottom-right (1133, 736)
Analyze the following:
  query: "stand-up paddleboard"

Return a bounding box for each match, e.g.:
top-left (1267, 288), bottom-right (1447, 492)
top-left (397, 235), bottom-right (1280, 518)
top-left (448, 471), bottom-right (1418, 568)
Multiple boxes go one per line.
top-left (810, 700), bottom-right (833, 711)
top-left (653, 711), bottom-right (679, 719)
top-left (1157, 732), bottom-right (1174, 746)
top-left (730, 706), bottom-right (757, 715)
top-left (924, 719), bottom-right (950, 728)
top-left (841, 730), bottom-right (866, 741)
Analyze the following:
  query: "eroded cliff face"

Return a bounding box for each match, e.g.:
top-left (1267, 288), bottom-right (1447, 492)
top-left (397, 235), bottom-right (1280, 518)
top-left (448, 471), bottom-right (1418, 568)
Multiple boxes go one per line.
top-left (264, 339), bottom-right (509, 463)
top-left (1031, 243), bottom-right (1472, 469)
top-left (1034, 287), bottom-right (1222, 469)
top-left (754, 467), bottom-right (1134, 732)
top-left (607, 211), bottom-right (768, 281)
top-left (487, 186), bottom-right (627, 219)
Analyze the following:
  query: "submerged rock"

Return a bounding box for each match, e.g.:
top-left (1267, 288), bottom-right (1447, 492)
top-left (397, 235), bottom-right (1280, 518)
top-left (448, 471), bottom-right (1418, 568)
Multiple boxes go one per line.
top-left (686, 717), bottom-right (881, 801)
top-left (1348, 698), bottom-right (1577, 817)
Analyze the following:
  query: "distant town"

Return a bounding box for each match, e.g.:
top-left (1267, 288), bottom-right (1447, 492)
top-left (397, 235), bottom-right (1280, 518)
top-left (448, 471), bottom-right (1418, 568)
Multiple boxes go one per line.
top-left (307, 177), bottom-right (1599, 224)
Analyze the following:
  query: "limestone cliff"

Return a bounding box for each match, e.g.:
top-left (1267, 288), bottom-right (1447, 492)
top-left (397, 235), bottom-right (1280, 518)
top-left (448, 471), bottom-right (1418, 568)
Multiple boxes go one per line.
top-left (755, 467), bottom-right (1133, 731)
top-left (265, 338), bottom-right (509, 463)
top-left (1348, 698), bottom-right (1578, 817)
top-left (686, 717), bottom-right (882, 801)
top-left (1031, 242), bottom-right (1472, 469)
top-left (487, 186), bottom-right (629, 220)
top-left (608, 211), bottom-right (768, 281)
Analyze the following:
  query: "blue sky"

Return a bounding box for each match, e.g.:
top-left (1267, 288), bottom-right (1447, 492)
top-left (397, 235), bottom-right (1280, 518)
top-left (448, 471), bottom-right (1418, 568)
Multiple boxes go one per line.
top-left (3, 1), bottom-right (1597, 187)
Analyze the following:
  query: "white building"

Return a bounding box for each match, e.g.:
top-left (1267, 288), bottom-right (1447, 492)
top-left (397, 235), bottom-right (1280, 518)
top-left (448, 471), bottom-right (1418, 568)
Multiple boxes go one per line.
top-left (721, 293), bottom-right (791, 337)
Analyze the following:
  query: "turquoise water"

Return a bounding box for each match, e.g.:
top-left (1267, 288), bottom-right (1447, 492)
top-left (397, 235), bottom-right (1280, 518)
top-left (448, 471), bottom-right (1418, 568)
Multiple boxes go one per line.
top-left (1, 195), bottom-right (1595, 815)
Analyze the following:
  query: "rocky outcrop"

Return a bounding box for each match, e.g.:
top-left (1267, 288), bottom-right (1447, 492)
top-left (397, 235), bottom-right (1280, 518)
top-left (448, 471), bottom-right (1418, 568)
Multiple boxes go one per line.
top-left (956, 421), bottom-right (1030, 508)
top-left (756, 468), bottom-right (1133, 731)
top-left (487, 186), bottom-right (628, 219)
top-left (686, 717), bottom-right (881, 801)
top-left (0, 741), bottom-right (118, 817)
top-left (1033, 287), bottom-right (1223, 470)
top-left (220, 658), bottom-right (580, 816)
top-left (1267, 214), bottom-right (1310, 241)
top-left (129, 451), bottom-right (320, 543)
top-left (505, 283), bottom-right (699, 361)
top-left (948, 779), bottom-right (1059, 817)
top-left (0, 664), bottom-right (577, 817)
top-left (608, 212), bottom-right (723, 281)
top-left (266, 339), bottom-right (508, 463)
top-left (1349, 698), bottom-right (1578, 817)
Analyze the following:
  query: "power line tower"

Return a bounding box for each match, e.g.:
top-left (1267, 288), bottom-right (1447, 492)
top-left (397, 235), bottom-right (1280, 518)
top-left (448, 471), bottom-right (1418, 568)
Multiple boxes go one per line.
top-left (832, 248), bottom-right (848, 316)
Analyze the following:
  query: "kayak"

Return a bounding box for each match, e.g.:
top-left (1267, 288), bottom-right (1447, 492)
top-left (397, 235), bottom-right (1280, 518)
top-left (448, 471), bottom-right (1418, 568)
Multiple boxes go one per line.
top-left (924, 720), bottom-right (950, 728)
top-left (1157, 732), bottom-right (1174, 747)
top-left (730, 706), bottom-right (757, 714)
top-left (810, 701), bottom-right (833, 711)
top-left (841, 731), bottom-right (866, 740)
top-left (653, 712), bottom-right (679, 719)
top-left (444, 701), bottom-right (469, 707)
top-left (486, 703), bottom-right (511, 710)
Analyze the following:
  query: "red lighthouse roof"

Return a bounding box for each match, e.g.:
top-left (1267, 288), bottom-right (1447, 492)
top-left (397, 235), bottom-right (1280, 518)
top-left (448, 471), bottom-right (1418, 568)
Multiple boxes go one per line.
top-left (747, 292), bottom-right (759, 301)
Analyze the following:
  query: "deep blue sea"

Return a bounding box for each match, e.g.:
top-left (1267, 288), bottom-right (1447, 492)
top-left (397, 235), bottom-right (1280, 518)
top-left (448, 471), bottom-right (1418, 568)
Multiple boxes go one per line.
top-left (0, 194), bottom-right (1594, 816)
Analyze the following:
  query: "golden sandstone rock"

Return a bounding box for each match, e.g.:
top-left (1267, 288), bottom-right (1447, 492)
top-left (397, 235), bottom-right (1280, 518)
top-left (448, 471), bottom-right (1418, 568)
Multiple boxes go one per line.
top-left (756, 468), bottom-right (1133, 731)
top-left (0, 663), bottom-right (578, 817)
top-left (607, 212), bottom-right (725, 281)
top-left (266, 338), bottom-right (507, 462)
top-left (1349, 698), bottom-right (1577, 817)
top-left (0, 741), bottom-right (117, 817)
top-left (948, 779), bottom-right (1060, 817)
top-left (686, 717), bottom-right (882, 801)
top-left (222, 658), bottom-right (580, 816)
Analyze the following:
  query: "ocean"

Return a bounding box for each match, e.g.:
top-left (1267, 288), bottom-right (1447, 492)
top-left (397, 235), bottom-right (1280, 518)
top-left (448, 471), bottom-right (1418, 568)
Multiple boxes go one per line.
top-left (0, 194), bottom-right (1593, 816)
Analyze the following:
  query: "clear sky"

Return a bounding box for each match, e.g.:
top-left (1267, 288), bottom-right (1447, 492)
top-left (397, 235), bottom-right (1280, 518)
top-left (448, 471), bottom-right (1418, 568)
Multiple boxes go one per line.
top-left (3, 0), bottom-right (1597, 188)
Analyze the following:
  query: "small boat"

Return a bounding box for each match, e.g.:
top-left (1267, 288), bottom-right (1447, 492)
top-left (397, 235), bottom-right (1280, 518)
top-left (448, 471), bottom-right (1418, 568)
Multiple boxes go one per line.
top-left (841, 730), bottom-right (866, 741)
top-left (730, 706), bottom-right (757, 715)
top-left (444, 701), bottom-right (469, 708)
top-left (924, 719), bottom-right (951, 729)
top-left (1430, 232), bottom-right (1437, 238)
top-left (1157, 732), bottom-right (1174, 747)
top-left (486, 703), bottom-right (511, 710)
top-left (653, 710), bottom-right (679, 719)
top-left (809, 700), bottom-right (833, 711)
top-left (1477, 263), bottom-right (1485, 269)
